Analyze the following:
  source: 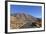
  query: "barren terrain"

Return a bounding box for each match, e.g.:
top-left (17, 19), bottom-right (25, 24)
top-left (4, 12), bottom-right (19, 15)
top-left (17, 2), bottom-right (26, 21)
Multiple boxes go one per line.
top-left (10, 13), bottom-right (42, 29)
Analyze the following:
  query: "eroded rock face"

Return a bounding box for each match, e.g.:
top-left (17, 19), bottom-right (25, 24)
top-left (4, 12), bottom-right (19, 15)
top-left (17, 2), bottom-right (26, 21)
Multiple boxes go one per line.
top-left (10, 13), bottom-right (42, 29)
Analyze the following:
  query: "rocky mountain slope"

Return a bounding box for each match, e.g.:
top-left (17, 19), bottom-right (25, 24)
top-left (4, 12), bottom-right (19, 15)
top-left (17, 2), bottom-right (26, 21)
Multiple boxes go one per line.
top-left (10, 13), bottom-right (41, 29)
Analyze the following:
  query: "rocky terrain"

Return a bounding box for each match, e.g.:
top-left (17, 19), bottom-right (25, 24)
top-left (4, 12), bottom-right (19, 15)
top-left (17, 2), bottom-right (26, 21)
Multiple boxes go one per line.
top-left (10, 13), bottom-right (42, 29)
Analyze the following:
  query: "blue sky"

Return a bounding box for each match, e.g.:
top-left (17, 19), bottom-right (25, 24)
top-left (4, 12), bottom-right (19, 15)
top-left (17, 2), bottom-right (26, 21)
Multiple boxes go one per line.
top-left (10, 5), bottom-right (42, 18)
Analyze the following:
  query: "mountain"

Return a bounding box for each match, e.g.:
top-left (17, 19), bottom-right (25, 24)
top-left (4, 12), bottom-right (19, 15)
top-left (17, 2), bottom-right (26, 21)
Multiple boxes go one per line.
top-left (10, 13), bottom-right (42, 29)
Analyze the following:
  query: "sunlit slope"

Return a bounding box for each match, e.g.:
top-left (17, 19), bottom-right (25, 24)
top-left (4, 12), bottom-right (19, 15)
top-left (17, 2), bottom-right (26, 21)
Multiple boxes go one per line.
top-left (10, 13), bottom-right (41, 29)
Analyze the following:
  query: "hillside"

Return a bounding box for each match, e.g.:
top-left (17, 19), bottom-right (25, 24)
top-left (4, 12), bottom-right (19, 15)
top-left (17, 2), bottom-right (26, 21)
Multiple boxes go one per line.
top-left (10, 13), bottom-right (42, 29)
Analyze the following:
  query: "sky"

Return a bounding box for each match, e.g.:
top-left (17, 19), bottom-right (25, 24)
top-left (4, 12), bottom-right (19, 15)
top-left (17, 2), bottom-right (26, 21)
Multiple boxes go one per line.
top-left (10, 5), bottom-right (42, 18)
